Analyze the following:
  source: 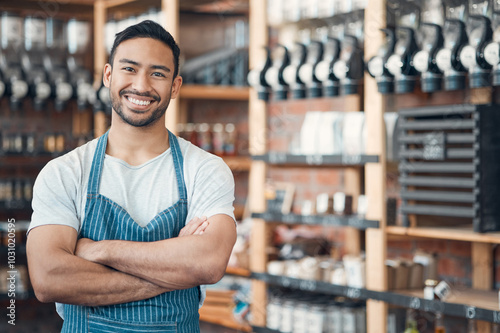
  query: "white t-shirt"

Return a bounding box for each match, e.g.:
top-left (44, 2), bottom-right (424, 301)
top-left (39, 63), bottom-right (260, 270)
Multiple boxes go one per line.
top-left (29, 135), bottom-right (235, 314)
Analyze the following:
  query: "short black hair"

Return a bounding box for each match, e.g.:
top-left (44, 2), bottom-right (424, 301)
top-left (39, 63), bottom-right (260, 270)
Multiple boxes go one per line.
top-left (108, 20), bottom-right (180, 78)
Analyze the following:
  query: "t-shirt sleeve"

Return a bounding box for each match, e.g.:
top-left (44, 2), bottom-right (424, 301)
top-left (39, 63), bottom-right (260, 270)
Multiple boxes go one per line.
top-left (186, 157), bottom-right (235, 224)
top-left (29, 158), bottom-right (81, 234)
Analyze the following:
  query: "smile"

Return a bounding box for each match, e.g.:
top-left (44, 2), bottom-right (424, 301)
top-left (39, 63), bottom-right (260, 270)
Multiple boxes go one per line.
top-left (127, 96), bottom-right (152, 106)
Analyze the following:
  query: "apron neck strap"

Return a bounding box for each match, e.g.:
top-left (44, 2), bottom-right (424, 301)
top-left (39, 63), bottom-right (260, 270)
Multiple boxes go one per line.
top-left (87, 130), bottom-right (187, 201)
top-left (168, 130), bottom-right (188, 201)
top-left (87, 131), bottom-right (109, 195)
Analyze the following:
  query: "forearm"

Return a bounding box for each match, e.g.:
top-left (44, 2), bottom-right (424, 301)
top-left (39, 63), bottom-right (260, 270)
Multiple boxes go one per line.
top-left (94, 236), bottom-right (216, 289)
top-left (84, 215), bottom-right (236, 290)
top-left (31, 254), bottom-right (169, 306)
top-left (26, 225), bottom-right (169, 307)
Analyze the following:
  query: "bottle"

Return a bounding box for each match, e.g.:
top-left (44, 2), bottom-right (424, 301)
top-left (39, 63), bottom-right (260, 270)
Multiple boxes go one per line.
top-left (212, 123), bottom-right (225, 156)
top-left (435, 312), bottom-right (445, 333)
top-left (197, 123), bottom-right (213, 153)
top-left (467, 319), bottom-right (477, 333)
top-left (404, 309), bottom-right (419, 333)
top-left (424, 279), bottom-right (438, 300)
top-left (404, 320), bottom-right (419, 333)
top-left (184, 123), bottom-right (197, 145)
top-left (224, 123), bottom-right (237, 156)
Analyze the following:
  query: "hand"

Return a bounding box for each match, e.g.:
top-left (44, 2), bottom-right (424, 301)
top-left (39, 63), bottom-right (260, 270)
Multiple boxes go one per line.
top-left (75, 238), bottom-right (99, 263)
top-left (179, 216), bottom-right (209, 237)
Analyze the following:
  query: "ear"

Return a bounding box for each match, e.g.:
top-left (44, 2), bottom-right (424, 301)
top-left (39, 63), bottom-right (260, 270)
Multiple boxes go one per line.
top-left (103, 63), bottom-right (112, 88)
top-left (170, 75), bottom-right (183, 99)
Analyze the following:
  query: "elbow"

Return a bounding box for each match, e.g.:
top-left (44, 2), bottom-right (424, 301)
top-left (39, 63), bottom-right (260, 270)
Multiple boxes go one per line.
top-left (34, 289), bottom-right (52, 304)
top-left (206, 267), bottom-right (226, 285)
top-left (31, 279), bottom-right (56, 303)
top-left (29, 266), bottom-right (61, 303)
top-left (199, 259), bottom-right (227, 285)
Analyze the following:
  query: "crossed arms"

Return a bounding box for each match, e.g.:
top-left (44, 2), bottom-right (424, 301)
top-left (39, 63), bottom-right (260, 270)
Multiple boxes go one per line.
top-left (26, 215), bottom-right (236, 307)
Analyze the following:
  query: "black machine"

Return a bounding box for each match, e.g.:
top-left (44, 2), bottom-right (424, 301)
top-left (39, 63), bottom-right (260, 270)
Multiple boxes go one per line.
top-left (332, 35), bottom-right (364, 95)
top-left (264, 44), bottom-right (290, 100)
top-left (282, 42), bottom-right (307, 99)
top-left (366, 28), bottom-right (397, 94)
top-left (314, 37), bottom-right (341, 97)
top-left (412, 23), bottom-right (445, 92)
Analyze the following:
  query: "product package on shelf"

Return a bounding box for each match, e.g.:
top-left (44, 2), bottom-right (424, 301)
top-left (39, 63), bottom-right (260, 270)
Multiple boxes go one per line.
top-left (265, 181), bottom-right (295, 215)
top-left (177, 122), bottom-right (238, 157)
top-left (266, 291), bottom-right (366, 333)
top-left (266, 248), bottom-right (367, 290)
top-left (397, 104), bottom-right (500, 232)
top-left (0, 178), bottom-right (33, 210)
top-left (201, 275), bottom-right (251, 330)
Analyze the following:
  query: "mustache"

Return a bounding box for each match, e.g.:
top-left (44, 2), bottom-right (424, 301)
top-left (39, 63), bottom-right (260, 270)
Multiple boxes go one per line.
top-left (119, 89), bottom-right (160, 101)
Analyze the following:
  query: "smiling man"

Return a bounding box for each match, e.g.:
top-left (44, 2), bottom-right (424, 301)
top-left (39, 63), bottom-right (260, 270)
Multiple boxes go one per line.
top-left (26, 20), bottom-right (236, 333)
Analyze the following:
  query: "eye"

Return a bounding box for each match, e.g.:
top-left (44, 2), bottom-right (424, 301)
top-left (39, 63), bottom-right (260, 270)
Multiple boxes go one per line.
top-left (152, 72), bottom-right (166, 78)
top-left (122, 67), bottom-right (135, 72)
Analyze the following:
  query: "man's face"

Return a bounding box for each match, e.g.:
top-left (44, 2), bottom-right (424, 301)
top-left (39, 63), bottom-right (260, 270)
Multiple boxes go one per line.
top-left (103, 37), bottom-right (181, 128)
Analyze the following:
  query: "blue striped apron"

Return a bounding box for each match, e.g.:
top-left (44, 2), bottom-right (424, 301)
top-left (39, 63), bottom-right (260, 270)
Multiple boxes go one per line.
top-left (61, 130), bottom-right (200, 333)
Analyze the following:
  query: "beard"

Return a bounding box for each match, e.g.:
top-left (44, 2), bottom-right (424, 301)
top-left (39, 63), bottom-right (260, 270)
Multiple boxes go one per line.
top-left (110, 82), bottom-right (171, 128)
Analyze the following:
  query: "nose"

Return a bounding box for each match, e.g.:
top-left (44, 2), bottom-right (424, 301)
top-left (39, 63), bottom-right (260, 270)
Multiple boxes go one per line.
top-left (132, 72), bottom-right (152, 93)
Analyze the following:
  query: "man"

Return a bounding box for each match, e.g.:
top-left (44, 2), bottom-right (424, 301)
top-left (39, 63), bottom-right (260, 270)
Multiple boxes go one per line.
top-left (26, 20), bottom-right (237, 333)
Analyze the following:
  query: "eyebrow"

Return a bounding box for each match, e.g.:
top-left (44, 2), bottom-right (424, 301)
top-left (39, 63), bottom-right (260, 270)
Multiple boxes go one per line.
top-left (118, 58), bottom-right (171, 73)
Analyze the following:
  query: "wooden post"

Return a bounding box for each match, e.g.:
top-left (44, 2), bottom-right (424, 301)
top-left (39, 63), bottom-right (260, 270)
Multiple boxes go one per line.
top-left (364, 0), bottom-right (388, 331)
top-left (249, 0), bottom-right (268, 327)
top-left (162, 0), bottom-right (180, 132)
top-left (470, 87), bottom-right (493, 333)
top-left (93, 0), bottom-right (107, 138)
top-left (93, 0), bottom-right (107, 85)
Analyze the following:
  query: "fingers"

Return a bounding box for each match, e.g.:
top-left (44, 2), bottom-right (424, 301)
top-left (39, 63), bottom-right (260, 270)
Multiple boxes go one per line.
top-left (179, 216), bottom-right (208, 237)
top-left (193, 221), bottom-right (208, 235)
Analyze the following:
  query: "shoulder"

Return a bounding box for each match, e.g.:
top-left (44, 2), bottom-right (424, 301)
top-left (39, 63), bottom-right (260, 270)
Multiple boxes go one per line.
top-left (36, 138), bottom-right (98, 186)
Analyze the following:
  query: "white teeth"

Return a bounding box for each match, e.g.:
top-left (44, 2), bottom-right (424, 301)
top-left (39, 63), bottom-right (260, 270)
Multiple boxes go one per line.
top-left (127, 97), bottom-right (151, 106)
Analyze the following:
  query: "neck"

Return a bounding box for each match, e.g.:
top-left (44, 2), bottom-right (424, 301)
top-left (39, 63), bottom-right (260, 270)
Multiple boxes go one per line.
top-left (107, 118), bottom-right (170, 166)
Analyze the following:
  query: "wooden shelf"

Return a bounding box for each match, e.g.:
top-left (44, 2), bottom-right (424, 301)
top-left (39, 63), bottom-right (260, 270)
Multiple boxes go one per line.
top-left (180, 85), bottom-right (250, 101)
top-left (252, 212), bottom-right (379, 230)
top-left (387, 226), bottom-right (500, 244)
top-left (398, 288), bottom-right (499, 313)
top-left (252, 272), bottom-right (500, 323)
top-left (223, 156), bottom-right (252, 171)
top-left (0, 154), bottom-right (60, 168)
top-left (226, 266), bottom-right (251, 277)
top-left (251, 326), bottom-right (279, 333)
top-left (252, 153), bottom-right (379, 166)
top-left (200, 289), bottom-right (252, 332)
top-left (199, 313), bottom-right (252, 332)
top-left (103, 0), bottom-right (248, 13)
top-left (1, 0), bottom-right (95, 15)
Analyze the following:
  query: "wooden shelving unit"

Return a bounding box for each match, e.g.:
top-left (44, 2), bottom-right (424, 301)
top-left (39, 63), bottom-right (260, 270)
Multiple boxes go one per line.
top-left (251, 212), bottom-right (379, 229)
top-left (0, 0), bottom-right (253, 331)
top-left (249, 272), bottom-right (500, 323)
top-left (7, 0), bottom-right (500, 332)
top-left (247, 0), bottom-right (370, 328)
top-left (180, 84), bottom-right (250, 100)
top-left (223, 156), bottom-right (252, 172)
top-left (252, 153), bottom-right (379, 166)
top-left (199, 313), bottom-right (252, 332)
top-left (387, 226), bottom-right (500, 244)
top-left (247, 1), bottom-right (500, 333)
top-left (226, 266), bottom-right (251, 277)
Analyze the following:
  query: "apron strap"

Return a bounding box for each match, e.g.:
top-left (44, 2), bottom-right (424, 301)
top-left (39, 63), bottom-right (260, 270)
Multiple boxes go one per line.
top-left (168, 130), bottom-right (188, 201)
top-left (87, 131), bottom-right (109, 195)
top-left (86, 130), bottom-right (187, 201)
